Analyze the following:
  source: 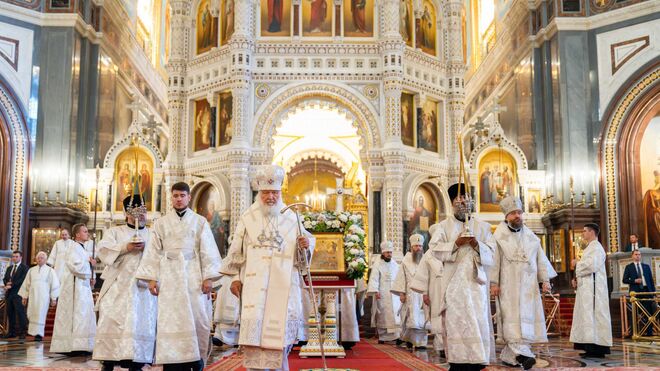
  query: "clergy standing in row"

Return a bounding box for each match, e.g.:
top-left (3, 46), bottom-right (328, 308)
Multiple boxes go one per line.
top-left (430, 183), bottom-right (495, 371)
top-left (50, 223), bottom-right (97, 354)
top-left (367, 241), bottom-right (402, 344)
top-left (94, 195), bottom-right (157, 371)
top-left (392, 234), bottom-right (428, 349)
top-left (48, 229), bottom-right (73, 280)
top-left (339, 278), bottom-right (366, 350)
top-left (18, 251), bottom-right (60, 341)
top-left (410, 224), bottom-right (445, 354)
top-left (569, 223), bottom-right (612, 358)
top-left (221, 165), bottom-right (315, 371)
top-left (490, 196), bottom-right (556, 369)
top-left (136, 182), bottom-right (222, 370)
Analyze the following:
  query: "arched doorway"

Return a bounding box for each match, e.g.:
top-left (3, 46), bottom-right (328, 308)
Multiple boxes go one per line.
top-left (0, 114), bottom-right (12, 250)
top-left (601, 65), bottom-right (660, 251)
top-left (191, 181), bottom-right (229, 257)
top-left (0, 79), bottom-right (29, 251)
top-left (272, 101), bottom-right (367, 209)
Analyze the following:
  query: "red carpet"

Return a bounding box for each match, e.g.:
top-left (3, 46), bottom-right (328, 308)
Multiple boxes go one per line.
top-left (206, 340), bottom-right (442, 370)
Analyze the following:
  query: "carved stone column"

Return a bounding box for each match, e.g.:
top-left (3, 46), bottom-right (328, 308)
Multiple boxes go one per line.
top-left (443, 0), bottom-right (467, 168)
top-left (227, 0), bottom-right (256, 232)
top-left (383, 150), bottom-right (405, 259)
top-left (163, 0), bottom-right (193, 210)
top-left (226, 0), bottom-right (255, 148)
top-left (228, 151), bottom-right (252, 233)
top-left (379, 0), bottom-right (405, 257)
top-left (380, 0), bottom-right (404, 143)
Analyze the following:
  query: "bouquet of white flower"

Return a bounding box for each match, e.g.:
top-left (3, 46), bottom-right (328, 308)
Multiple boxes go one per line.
top-left (301, 210), bottom-right (367, 279)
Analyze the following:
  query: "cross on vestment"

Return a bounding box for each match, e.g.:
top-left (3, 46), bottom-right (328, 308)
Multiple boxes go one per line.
top-left (326, 178), bottom-right (353, 213)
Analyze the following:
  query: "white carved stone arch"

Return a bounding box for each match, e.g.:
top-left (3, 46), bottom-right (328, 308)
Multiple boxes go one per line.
top-left (190, 174), bottom-right (231, 215)
top-left (252, 82), bottom-right (383, 164)
top-left (468, 133), bottom-right (529, 171)
top-left (403, 173), bottom-right (450, 219)
top-left (284, 150), bottom-right (352, 175)
top-left (103, 133), bottom-right (165, 170)
top-left (0, 79), bottom-right (29, 250)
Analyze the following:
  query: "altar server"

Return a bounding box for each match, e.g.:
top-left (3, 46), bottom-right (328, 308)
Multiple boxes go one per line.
top-left (18, 251), bottom-right (60, 341)
top-left (367, 241), bottom-right (402, 344)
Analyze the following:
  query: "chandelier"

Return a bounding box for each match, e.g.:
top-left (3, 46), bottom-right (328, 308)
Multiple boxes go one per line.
top-left (304, 158), bottom-right (327, 211)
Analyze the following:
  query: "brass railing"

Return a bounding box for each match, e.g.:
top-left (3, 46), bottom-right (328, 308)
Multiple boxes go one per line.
top-left (630, 291), bottom-right (659, 340)
top-left (0, 299), bottom-right (6, 335)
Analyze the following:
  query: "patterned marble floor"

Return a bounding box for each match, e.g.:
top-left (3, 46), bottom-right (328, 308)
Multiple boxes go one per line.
top-left (0, 337), bottom-right (658, 369)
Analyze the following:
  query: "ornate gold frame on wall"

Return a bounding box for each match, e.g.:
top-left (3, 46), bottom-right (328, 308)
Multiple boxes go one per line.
top-left (30, 228), bottom-right (61, 264)
top-left (602, 67), bottom-right (659, 252)
top-left (310, 233), bottom-right (345, 274)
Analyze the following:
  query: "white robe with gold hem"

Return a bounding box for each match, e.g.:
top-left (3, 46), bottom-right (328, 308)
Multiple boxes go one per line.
top-left (18, 265), bottom-right (60, 337)
top-left (135, 209), bottom-right (222, 365)
top-left (430, 215), bottom-right (496, 365)
top-left (93, 226), bottom-right (157, 364)
top-left (221, 202), bottom-right (315, 370)
top-left (50, 242), bottom-right (96, 353)
top-left (392, 252), bottom-right (428, 346)
top-left (492, 222), bottom-right (557, 364)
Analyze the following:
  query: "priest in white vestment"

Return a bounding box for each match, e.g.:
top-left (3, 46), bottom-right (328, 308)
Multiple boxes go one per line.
top-left (94, 195), bottom-right (158, 371)
top-left (490, 196), bottom-right (556, 369)
top-left (299, 278), bottom-right (365, 349)
top-left (212, 274), bottom-right (240, 347)
top-left (392, 234), bottom-right (428, 348)
top-left (367, 241), bottom-right (402, 344)
top-left (569, 223), bottom-right (612, 358)
top-left (221, 165), bottom-right (315, 371)
top-left (410, 224), bottom-right (445, 354)
top-left (339, 278), bottom-right (366, 349)
top-left (136, 182), bottom-right (222, 370)
top-left (50, 223), bottom-right (97, 354)
top-left (430, 183), bottom-right (495, 371)
top-left (18, 251), bottom-right (60, 341)
top-left (48, 229), bottom-right (73, 280)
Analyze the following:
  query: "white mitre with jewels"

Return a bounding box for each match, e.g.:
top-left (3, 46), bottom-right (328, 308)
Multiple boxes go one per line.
top-left (499, 195), bottom-right (523, 216)
top-left (254, 165), bottom-right (285, 191)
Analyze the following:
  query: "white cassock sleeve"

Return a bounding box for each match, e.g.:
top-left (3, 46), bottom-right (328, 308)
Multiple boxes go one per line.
top-left (50, 269), bottom-right (61, 300)
top-left (18, 269), bottom-right (31, 299)
top-left (477, 230), bottom-right (496, 268)
top-left (97, 229), bottom-right (127, 267)
top-left (47, 243), bottom-right (58, 266)
top-left (67, 247), bottom-right (92, 279)
top-left (135, 227), bottom-right (163, 282)
top-left (367, 267), bottom-right (381, 295)
top-left (199, 220), bottom-right (223, 281)
top-left (536, 243), bottom-right (557, 282)
top-left (220, 220), bottom-right (247, 282)
top-left (390, 265), bottom-right (407, 296)
top-left (575, 246), bottom-right (602, 278)
top-left (410, 255), bottom-right (430, 294)
top-left (489, 242), bottom-right (502, 285)
top-left (430, 227), bottom-right (456, 261)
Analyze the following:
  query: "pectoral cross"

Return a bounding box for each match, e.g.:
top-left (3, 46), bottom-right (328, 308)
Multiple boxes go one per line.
top-left (326, 178), bottom-right (353, 213)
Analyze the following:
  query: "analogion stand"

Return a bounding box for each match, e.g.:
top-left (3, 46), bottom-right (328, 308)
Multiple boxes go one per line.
top-left (299, 276), bottom-right (356, 359)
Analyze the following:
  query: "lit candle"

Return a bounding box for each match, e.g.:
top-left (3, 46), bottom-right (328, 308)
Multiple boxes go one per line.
top-left (592, 171), bottom-right (597, 194)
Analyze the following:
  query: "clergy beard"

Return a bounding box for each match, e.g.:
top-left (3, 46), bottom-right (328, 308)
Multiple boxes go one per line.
top-left (381, 255), bottom-right (391, 262)
top-left (257, 197), bottom-right (285, 217)
top-left (454, 211), bottom-right (466, 222)
top-left (413, 250), bottom-right (423, 263)
top-left (507, 219), bottom-right (523, 230)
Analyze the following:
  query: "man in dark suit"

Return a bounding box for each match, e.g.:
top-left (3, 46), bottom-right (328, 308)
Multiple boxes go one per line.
top-left (623, 249), bottom-right (656, 335)
top-left (624, 234), bottom-right (641, 252)
top-left (2, 250), bottom-right (29, 339)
